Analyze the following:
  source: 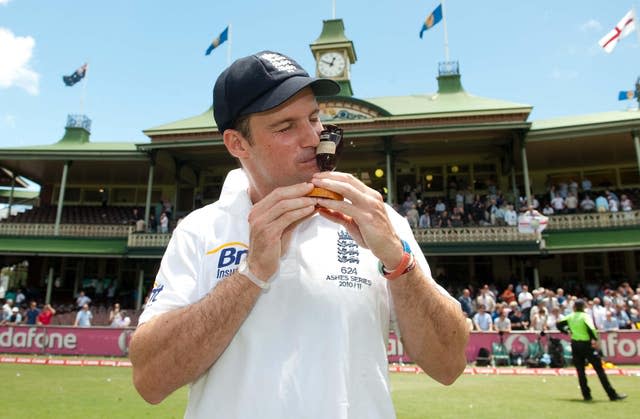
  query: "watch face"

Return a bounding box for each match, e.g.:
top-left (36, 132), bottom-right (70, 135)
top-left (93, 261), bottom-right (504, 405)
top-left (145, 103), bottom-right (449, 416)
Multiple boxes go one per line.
top-left (318, 52), bottom-right (346, 77)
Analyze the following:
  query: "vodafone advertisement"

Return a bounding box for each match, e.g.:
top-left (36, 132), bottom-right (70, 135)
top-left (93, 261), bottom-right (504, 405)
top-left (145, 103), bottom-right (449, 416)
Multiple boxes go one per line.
top-left (388, 331), bottom-right (640, 365)
top-left (2, 326), bottom-right (639, 364)
top-left (0, 325), bottom-right (133, 356)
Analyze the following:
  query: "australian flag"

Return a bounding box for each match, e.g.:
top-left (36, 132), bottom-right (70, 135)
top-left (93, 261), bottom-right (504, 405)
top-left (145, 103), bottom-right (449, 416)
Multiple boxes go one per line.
top-left (63, 63), bottom-right (88, 86)
top-left (205, 26), bottom-right (229, 56)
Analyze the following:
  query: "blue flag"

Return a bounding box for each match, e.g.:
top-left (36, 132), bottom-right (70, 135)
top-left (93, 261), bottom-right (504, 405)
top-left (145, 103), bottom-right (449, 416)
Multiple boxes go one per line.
top-left (618, 90), bottom-right (637, 101)
top-left (419, 4), bottom-right (443, 38)
top-left (205, 26), bottom-right (229, 56)
top-left (62, 63), bottom-right (87, 86)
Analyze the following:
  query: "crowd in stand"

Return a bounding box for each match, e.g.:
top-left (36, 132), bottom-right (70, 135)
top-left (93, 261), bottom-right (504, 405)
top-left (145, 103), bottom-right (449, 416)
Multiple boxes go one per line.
top-left (392, 176), bottom-right (637, 229)
top-left (457, 281), bottom-right (640, 333)
top-left (1, 288), bottom-right (141, 328)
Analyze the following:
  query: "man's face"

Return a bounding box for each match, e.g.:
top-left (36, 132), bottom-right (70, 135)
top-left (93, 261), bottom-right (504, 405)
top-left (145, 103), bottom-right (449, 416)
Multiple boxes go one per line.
top-left (235, 88), bottom-right (323, 201)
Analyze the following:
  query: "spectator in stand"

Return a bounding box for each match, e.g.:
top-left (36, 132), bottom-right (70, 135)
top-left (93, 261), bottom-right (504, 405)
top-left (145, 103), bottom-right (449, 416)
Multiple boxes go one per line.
top-left (558, 181), bottom-right (569, 199)
top-left (556, 288), bottom-right (566, 306)
top-left (418, 210), bottom-right (431, 229)
top-left (546, 306), bottom-right (561, 330)
top-left (160, 212), bottom-right (169, 234)
top-left (508, 305), bottom-right (528, 330)
top-left (405, 204), bottom-right (419, 229)
top-left (473, 304), bottom-right (493, 331)
top-left (450, 207), bottom-right (463, 227)
top-left (15, 288), bottom-right (26, 308)
top-left (580, 195), bottom-right (595, 212)
top-left (37, 304), bottom-right (56, 325)
top-left (595, 193), bottom-right (609, 213)
top-left (458, 288), bottom-right (474, 318)
top-left (147, 213), bottom-right (158, 233)
top-left (163, 199), bottom-right (173, 220)
top-left (437, 210), bottom-right (452, 228)
top-left (24, 301), bottom-right (40, 325)
top-left (500, 284), bottom-right (516, 304)
top-left (568, 179), bottom-right (579, 196)
top-left (581, 177), bottom-right (592, 193)
top-left (74, 303), bottom-right (93, 327)
top-left (109, 303), bottom-right (123, 327)
top-left (476, 284), bottom-right (496, 313)
top-left (75, 290), bottom-right (91, 310)
top-left (2, 298), bottom-right (14, 321)
top-left (615, 304), bottom-right (632, 330)
top-left (106, 282), bottom-right (117, 306)
top-left (6, 307), bottom-right (22, 324)
top-left (565, 192), bottom-right (578, 214)
top-left (493, 307), bottom-right (511, 332)
top-left (602, 311), bottom-right (618, 331)
top-left (504, 205), bottom-right (517, 226)
top-left (551, 193), bottom-right (565, 214)
top-left (620, 194), bottom-right (633, 211)
top-left (542, 203), bottom-right (554, 216)
top-left (541, 289), bottom-right (559, 312)
top-left (608, 194), bottom-right (619, 212)
top-left (530, 305), bottom-right (548, 331)
top-left (518, 285), bottom-right (534, 320)
top-left (434, 199), bottom-right (446, 216)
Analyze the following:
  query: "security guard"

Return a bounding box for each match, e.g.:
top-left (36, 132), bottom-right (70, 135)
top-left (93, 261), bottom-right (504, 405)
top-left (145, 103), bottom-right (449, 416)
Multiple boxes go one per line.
top-left (557, 299), bottom-right (627, 401)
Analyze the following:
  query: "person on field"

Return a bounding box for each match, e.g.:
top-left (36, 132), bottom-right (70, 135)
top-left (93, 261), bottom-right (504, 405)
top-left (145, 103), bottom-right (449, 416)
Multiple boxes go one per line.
top-left (129, 50), bottom-right (468, 418)
top-left (557, 299), bottom-right (627, 402)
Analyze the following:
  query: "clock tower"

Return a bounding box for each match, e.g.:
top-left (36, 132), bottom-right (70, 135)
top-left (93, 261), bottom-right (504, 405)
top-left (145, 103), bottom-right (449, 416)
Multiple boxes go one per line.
top-left (310, 19), bottom-right (356, 97)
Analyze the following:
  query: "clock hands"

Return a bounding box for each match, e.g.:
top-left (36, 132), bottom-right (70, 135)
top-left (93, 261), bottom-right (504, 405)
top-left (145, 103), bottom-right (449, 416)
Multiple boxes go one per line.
top-left (320, 56), bottom-right (336, 67)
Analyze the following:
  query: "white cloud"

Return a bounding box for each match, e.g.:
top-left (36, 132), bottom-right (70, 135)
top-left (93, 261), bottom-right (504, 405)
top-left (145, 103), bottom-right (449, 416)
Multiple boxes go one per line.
top-left (0, 27), bottom-right (40, 95)
top-left (0, 0), bottom-right (12, 6)
top-left (3, 114), bottom-right (16, 128)
top-left (581, 19), bottom-right (602, 32)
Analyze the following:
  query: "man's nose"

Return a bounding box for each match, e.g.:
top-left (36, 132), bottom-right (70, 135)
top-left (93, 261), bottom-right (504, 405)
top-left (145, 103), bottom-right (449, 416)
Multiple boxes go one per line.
top-left (301, 120), bottom-right (320, 147)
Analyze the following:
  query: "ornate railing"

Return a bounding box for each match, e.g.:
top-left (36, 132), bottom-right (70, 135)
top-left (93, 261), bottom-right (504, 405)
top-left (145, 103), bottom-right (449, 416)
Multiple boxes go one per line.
top-left (0, 223), bottom-right (132, 237)
top-left (413, 226), bottom-right (537, 243)
top-left (127, 233), bottom-right (172, 248)
top-left (546, 210), bottom-right (640, 230)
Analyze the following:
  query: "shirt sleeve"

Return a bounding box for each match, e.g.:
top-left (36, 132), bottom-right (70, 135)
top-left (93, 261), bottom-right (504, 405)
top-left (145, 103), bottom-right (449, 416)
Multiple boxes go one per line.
top-left (138, 226), bottom-right (203, 325)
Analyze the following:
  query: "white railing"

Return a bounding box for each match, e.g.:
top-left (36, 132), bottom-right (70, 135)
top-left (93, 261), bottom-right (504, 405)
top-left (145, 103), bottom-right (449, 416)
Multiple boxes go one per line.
top-left (127, 233), bottom-right (172, 248)
top-left (413, 226), bottom-right (537, 243)
top-left (546, 210), bottom-right (640, 230)
top-left (0, 223), bottom-right (132, 237)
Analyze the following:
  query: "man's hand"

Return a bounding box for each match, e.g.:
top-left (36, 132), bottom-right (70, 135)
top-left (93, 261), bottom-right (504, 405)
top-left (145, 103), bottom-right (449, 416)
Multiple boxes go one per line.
top-left (246, 182), bottom-right (318, 280)
top-left (310, 171), bottom-right (403, 269)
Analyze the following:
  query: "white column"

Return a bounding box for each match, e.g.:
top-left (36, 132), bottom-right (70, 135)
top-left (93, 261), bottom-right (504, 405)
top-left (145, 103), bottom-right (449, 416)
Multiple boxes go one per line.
top-left (45, 267), bottom-right (54, 305)
top-left (54, 161), bottom-right (71, 236)
top-left (137, 269), bottom-right (144, 310)
top-left (144, 161), bottom-right (155, 225)
top-left (521, 142), bottom-right (532, 207)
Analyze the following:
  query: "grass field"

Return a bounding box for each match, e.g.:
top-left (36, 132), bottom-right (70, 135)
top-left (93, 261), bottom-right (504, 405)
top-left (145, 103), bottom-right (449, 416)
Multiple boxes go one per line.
top-left (0, 363), bottom-right (637, 418)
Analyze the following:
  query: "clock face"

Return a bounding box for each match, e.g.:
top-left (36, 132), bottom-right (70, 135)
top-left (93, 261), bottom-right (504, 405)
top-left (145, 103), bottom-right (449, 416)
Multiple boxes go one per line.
top-left (318, 51), bottom-right (346, 78)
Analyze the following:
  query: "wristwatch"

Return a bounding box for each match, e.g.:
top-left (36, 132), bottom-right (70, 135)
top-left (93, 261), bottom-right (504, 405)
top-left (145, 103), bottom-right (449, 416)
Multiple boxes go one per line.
top-left (238, 259), bottom-right (270, 291)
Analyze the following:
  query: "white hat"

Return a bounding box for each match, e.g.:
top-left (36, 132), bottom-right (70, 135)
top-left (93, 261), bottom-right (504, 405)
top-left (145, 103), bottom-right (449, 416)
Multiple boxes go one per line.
top-left (12, 307), bottom-right (19, 312)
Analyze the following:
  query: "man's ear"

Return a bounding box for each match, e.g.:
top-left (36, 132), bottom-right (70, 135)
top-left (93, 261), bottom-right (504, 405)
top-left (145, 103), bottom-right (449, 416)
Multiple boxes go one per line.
top-left (223, 129), bottom-right (250, 159)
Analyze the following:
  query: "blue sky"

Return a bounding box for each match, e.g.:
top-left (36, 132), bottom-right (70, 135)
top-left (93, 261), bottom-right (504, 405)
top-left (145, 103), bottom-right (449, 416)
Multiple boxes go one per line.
top-left (1, 0), bottom-right (640, 147)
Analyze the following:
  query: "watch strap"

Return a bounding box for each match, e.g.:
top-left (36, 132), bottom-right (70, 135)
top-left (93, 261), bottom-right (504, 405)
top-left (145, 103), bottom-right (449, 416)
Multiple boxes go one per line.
top-left (238, 260), bottom-right (270, 291)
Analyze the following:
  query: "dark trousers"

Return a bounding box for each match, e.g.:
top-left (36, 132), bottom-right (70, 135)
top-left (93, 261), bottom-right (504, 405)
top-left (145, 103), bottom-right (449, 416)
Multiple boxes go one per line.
top-left (571, 340), bottom-right (617, 400)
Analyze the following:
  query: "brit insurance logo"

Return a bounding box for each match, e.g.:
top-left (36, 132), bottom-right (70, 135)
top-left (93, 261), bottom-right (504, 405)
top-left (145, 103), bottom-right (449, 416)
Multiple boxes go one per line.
top-left (206, 241), bottom-right (249, 279)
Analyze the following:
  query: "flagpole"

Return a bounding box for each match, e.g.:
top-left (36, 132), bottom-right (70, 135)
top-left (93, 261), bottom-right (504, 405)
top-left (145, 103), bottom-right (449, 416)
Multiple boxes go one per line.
top-left (81, 62), bottom-right (88, 115)
top-left (332, 0), bottom-right (336, 19)
top-left (441, 0), bottom-right (450, 62)
top-left (227, 24), bottom-right (232, 66)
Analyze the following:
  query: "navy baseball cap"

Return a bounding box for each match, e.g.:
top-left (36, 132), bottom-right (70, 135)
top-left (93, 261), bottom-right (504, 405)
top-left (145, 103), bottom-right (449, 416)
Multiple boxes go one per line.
top-left (213, 51), bottom-right (340, 133)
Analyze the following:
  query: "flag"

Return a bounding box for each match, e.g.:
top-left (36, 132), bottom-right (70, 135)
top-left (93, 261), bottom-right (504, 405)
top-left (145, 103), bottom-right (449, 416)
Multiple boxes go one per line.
top-left (62, 63), bottom-right (88, 86)
top-left (419, 4), bottom-right (443, 39)
top-left (205, 26), bottom-right (229, 56)
top-left (598, 9), bottom-right (636, 53)
top-left (618, 90), bottom-right (637, 100)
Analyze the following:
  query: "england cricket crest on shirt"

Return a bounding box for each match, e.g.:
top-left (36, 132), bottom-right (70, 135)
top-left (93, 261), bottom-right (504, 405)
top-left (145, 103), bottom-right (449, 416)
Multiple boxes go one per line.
top-left (337, 230), bottom-right (359, 264)
top-left (324, 230), bottom-right (372, 291)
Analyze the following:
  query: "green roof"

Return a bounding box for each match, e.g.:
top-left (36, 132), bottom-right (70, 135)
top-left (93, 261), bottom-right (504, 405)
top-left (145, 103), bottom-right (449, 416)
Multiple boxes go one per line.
top-left (366, 91), bottom-right (532, 117)
top-left (0, 237), bottom-right (128, 256)
top-left (144, 107), bottom-right (215, 136)
top-left (531, 110), bottom-right (640, 131)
